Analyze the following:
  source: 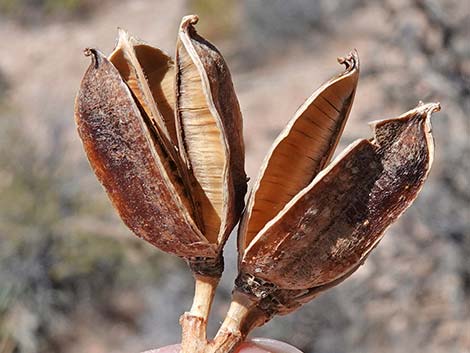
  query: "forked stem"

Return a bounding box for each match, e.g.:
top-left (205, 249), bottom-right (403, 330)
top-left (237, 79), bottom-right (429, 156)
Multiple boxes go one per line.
top-left (206, 291), bottom-right (267, 353)
top-left (181, 275), bottom-right (219, 353)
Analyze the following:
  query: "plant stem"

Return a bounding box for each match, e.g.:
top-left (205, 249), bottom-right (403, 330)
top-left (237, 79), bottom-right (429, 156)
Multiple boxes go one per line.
top-left (206, 291), bottom-right (266, 353)
top-left (181, 275), bottom-right (219, 353)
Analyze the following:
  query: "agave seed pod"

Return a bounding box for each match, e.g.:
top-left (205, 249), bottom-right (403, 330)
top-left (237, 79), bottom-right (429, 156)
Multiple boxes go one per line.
top-left (219, 102), bottom-right (440, 345)
top-left (176, 15), bottom-right (246, 248)
top-left (108, 29), bottom-right (204, 232)
top-left (239, 50), bottom-right (360, 257)
top-left (240, 102), bottom-right (439, 295)
top-left (74, 15), bottom-right (246, 278)
top-left (75, 49), bottom-right (211, 257)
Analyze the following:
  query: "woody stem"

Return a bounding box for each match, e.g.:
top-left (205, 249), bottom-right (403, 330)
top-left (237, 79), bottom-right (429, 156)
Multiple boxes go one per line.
top-left (180, 275), bottom-right (219, 353)
top-left (206, 291), bottom-right (267, 353)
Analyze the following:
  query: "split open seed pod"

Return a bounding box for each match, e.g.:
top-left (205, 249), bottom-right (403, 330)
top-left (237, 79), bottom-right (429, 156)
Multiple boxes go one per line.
top-left (239, 50), bottom-right (360, 253)
top-left (175, 15), bottom-right (246, 254)
top-left (74, 15), bottom-right (246, 278)
top-left (238, 102), bottom-right (439, 292)
top-left (209, 51), bottom-right (358, 350)
top-left (213, 51), bottom-right (440, 350)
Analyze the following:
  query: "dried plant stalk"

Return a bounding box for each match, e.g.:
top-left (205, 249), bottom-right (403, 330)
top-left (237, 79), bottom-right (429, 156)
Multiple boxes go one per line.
top-left (180, 276), bottom-right (219, 353)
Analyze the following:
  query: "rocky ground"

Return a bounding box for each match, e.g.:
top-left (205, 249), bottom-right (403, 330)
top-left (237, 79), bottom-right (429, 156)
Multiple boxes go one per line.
top-left (0, 1), bottom-right (468, 352)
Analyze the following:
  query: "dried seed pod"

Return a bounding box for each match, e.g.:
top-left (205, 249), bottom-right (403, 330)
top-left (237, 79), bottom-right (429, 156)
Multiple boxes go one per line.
top-left (108, 30), bottom-right (205, 232)
top-left (74, 49), bottom-right (215, 258)
top-left (74, 42), bottom-right (239, 350)
top-left (239, 51), bottom-right (359, 254)
top-left (176, 15), bottom-right (246, 245)
top-left (75, 17), bottom-right (441, 353)
top-left (74, 16), bottom-right (247, 280)
top-left (230, 102), bottom-right (440, 332)
top-left (212, 102), bottom-right (440, 353)
top-left (109, 29), bottom-right (178, 147)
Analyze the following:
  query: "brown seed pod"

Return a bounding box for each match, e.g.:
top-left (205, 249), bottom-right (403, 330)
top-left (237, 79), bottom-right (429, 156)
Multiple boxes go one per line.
top-left (212, 102), bottom-right (440, 352)
top-left (74, 16), bottom-right (247, 275)
top-left (176, 15), bottom-right (246, 247)
top-left (107, 28), bottom-right (205, 236)
top-left (74, 17), bottom-right (441, 353)
top-left (241, 102), bottom-right (439, 292)
top-left (74, 48), bottom-right (214, 258)
top-left (74, 18), bottom-right (247, 352)
top-left (239, 50), bottom-right (359, 256)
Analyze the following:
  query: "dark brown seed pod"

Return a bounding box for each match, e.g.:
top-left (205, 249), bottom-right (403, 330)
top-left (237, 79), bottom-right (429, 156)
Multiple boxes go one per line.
top-left (241, 102), bottom-right (439, 291)
top-left (212, 102), bottom-right (440, 353)
top-left (74, 48), bottom-right (215, 258)
top-left (74, 16), bottom-right (440, 353)
top-left (74, 17), bottom-right (247, 270)
top-left (107, 28), bottom-right (206, 240)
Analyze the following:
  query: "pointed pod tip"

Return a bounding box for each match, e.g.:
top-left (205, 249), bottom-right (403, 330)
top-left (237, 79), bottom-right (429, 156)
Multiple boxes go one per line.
top-left (83, 48), bottom-right (101, 68)
top-left (337, 49), bottom-right (359, 72)
top-left (420, 101), bottom-right (441, 115)
top-left (180, 14), bottom-right (199, 31)
top-left (368, 101), bottom-right (442, 131)
top-left (114, 27), bottom-right (142, 51)
top-left (116, 27), bottom-right (132, 45)
top-left (117, 27), bottom-right (127, 37)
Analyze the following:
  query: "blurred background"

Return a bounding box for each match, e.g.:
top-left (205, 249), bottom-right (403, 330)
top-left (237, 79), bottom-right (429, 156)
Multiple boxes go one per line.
top-left (0, 0), bottom-right (469, 352)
